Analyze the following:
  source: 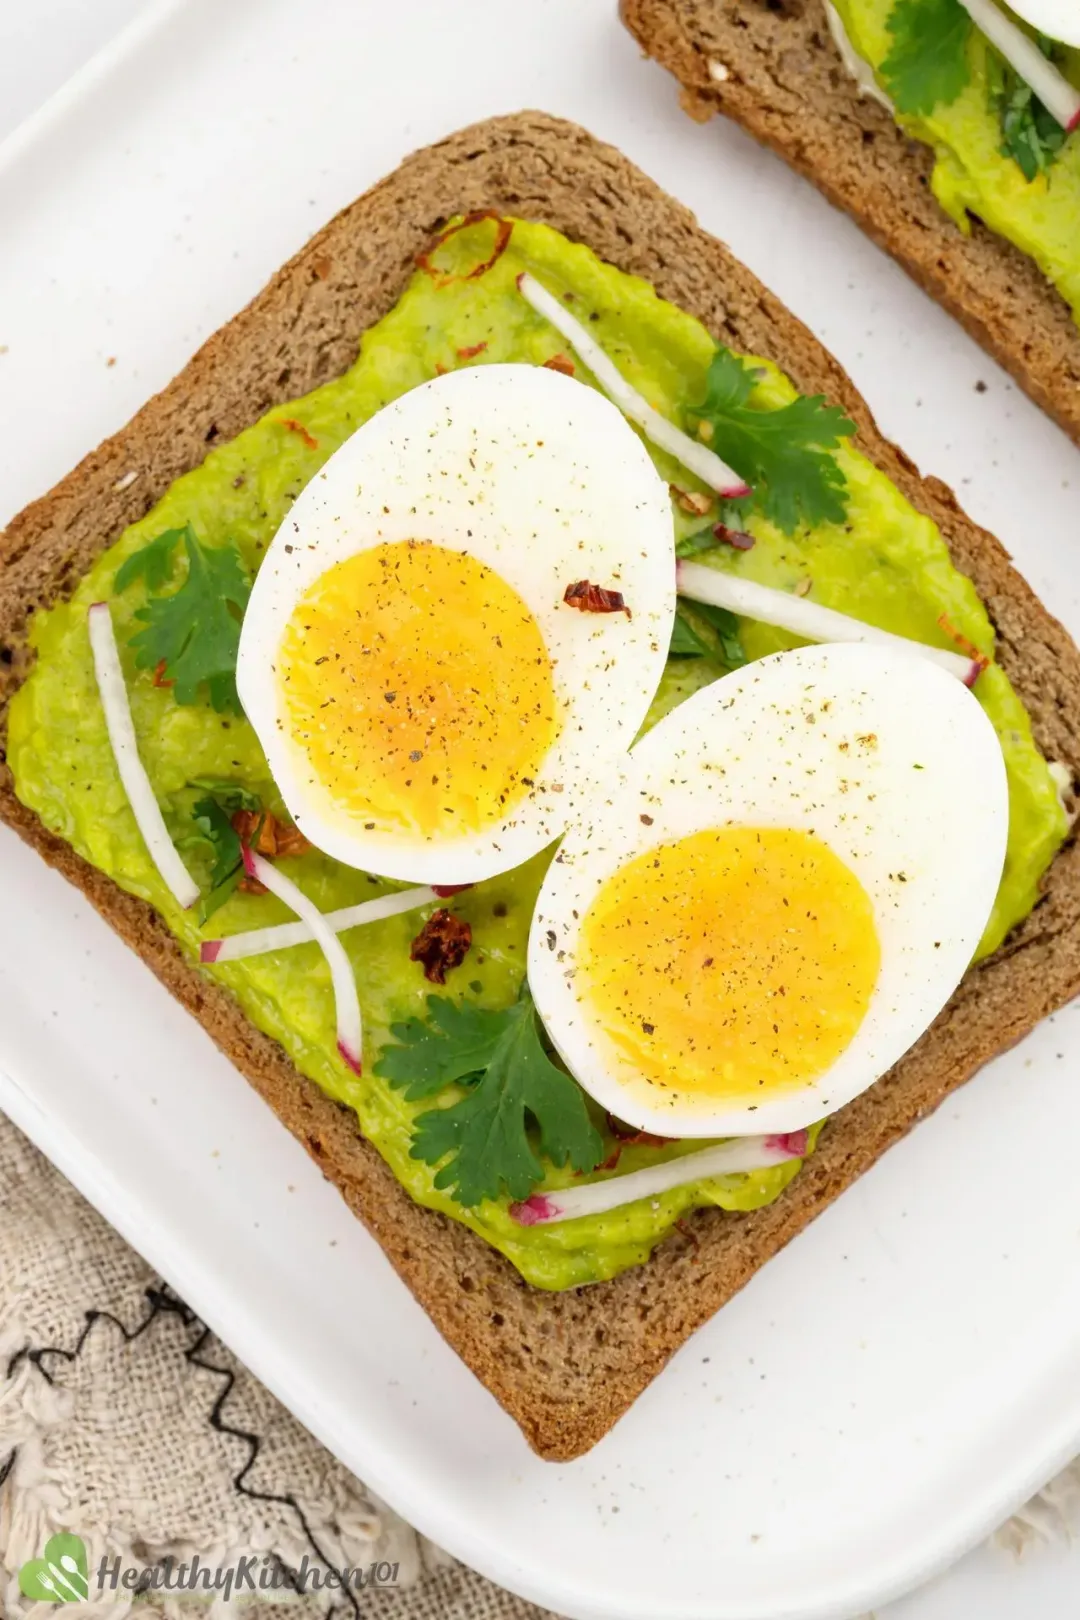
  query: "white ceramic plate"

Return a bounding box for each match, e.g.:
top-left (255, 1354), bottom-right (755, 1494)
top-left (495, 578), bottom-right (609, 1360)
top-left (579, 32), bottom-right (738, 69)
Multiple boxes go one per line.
top-left (2, 4), bottom-right (1080, 1618)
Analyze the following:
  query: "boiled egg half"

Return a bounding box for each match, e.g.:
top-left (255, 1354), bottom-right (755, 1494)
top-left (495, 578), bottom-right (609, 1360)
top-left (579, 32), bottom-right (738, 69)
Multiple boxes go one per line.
top-left (1004, 0), bottom-right (1080, 46)
top-left (529, 643), bottom-right (1008, 1138)
top-left (237, 364), bottom-right (674, 884)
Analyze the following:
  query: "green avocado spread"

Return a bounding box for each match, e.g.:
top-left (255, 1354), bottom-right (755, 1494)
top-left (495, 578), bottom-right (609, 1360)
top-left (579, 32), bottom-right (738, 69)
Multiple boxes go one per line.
top-left (7, 217), bottom-right (1068, 1289)
top-left (832, 0), bottom-right (1080, 321)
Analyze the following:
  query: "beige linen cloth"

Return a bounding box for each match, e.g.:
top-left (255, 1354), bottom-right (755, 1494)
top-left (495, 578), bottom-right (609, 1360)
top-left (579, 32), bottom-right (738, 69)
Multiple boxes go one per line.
top-left (0, 1111), bottom-right (1074, 1620)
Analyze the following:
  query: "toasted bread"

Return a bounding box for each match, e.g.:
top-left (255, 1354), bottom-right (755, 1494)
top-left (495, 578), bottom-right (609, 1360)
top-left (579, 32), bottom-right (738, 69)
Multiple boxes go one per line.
top-left (2, 112), bottom-right (1079, 1460)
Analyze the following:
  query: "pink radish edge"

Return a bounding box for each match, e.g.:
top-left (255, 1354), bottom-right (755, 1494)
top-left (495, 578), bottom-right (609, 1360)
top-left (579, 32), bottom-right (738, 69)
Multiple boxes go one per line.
top-left (337, 1038), bottom-right (363, 1076)
top-left (509, 1195), bottom-right (561, 1226)
top-left (765, 1129), bottom-right (809, 1157)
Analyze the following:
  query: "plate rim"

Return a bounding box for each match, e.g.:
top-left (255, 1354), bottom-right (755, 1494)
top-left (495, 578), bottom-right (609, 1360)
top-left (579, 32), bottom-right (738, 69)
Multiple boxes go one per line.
top-left (3, 6), bottom-right (1080, 1617)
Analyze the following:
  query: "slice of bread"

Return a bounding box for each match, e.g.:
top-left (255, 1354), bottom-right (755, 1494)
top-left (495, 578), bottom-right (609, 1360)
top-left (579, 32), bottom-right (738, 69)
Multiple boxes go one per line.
top-left (2, 112), bottom-right (1079, 1462)
top-left (621, 0), bottom-right (1080, 448)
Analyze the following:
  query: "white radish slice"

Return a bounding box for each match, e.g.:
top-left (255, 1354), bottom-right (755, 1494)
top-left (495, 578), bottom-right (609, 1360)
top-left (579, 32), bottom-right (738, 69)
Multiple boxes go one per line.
top-left (88, 601), bottom-right (201, 910)
top-left (676, 561), bottom-right (983, 684)
top-left (200, 884), bottom-right (441, 964)
top-left (240, 846), bottom-right (363, 1074)
top-left (960, 0), bottom-right (1080, 129)
top-left (511, 1131), bottom-right (808, 1225)
top-left (516, 271), bottom-right (751, 499)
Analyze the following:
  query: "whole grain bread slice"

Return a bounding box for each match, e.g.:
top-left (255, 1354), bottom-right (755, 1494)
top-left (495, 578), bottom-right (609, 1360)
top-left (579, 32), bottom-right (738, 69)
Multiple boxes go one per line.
top-left (621, 0), bottom-right (1080, 448)
top-left (2, 111), bottom-right (1079, 1463)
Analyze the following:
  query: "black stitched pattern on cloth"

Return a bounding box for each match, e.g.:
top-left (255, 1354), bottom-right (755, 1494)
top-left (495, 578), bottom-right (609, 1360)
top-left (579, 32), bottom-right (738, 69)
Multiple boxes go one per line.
top-left (6, 1282), bottom-right (362, 1619)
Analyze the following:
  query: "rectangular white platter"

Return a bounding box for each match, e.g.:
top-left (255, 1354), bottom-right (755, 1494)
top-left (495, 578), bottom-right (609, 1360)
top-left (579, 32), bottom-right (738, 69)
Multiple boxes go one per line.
top-left (2, 2), bottom-right (1080, 1617)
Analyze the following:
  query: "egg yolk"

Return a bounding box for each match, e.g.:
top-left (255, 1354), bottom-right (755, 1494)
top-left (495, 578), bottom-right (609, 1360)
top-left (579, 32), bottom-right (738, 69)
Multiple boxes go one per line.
top-left (579, 826), bottom-right (880, 1103)
top-left (278, 539), bottom-right (561, 838)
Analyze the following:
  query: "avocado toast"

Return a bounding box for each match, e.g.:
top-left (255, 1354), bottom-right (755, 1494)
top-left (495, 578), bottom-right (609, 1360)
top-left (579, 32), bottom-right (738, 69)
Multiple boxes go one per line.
top-left (2, 112), bottom-right (1080, 1460)
top-left (622, 0), bottom-right (1080, 450)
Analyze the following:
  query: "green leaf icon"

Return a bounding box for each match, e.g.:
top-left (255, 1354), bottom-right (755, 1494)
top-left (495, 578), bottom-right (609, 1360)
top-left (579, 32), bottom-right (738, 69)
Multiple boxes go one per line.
top-left (19, 1533), bottom-right (89, 1602)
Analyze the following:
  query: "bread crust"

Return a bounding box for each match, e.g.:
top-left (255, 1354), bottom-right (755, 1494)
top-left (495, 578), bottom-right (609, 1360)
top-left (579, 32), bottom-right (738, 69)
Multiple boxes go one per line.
top-left (2, 111), bottom-right (1078, 1461)
top-left (621, 0), bottom-right (1080, 448)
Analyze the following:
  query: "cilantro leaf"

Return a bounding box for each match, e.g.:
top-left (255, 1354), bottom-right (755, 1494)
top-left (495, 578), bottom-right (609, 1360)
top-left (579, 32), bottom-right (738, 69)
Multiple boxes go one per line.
top-left (375, 996), bottom-right (516, 1099)
top-left (187, 777), bottom-right (262, 813)
top-left (691, 598), bottom-right (747, 668)
top-left (186, 784), bottom-right (264, 923)
top-left (120, 523), bottom-right (251, 713)
top-left (668, 600), bottom-right (747, 669)
top-left (993, 39), bottom-right (1066, 181)
top-left (880, 0), bottom-right (971, 116)
top-left (668, 611), bottom-right (711, 658)
top-left (690, 349), bottom-right (855, 535)
top-left (115, 527), bottom-right (187, 593)
top-left (675, 527), bottom-right (722, 561)
top-left (376, 987), bottom-right (604, 1206)
top-left (192, 797), bottom-right (243, 889)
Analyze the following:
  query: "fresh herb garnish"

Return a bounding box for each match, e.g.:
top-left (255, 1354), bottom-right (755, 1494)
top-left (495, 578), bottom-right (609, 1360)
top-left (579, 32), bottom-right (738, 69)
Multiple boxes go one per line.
top-left (184, 781), bottom-right (263, 923)
top-left (116, 523), bottom-right (251, 713)
top-left (375, 986), bottom-right (604, 1207)
top-left (689, 349), bottom-right (855, 535)
top-left (669, 600), bottom-right (746, 668)
top-left (992, 36), bottom-right (1067, 181)
top-left (668, 613), bottom-right (712, 658)
top-left (675, 526), bottom-right (724, 561)
top-left (880, 0), bottom-right (972, 115)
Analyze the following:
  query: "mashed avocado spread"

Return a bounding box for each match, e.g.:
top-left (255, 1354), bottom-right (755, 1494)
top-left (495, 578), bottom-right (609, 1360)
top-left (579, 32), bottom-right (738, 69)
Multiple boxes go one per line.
top-left (7, 218), bottom-right (1067, 1290)
top-left (832, 0), bottom-right (1080, 321)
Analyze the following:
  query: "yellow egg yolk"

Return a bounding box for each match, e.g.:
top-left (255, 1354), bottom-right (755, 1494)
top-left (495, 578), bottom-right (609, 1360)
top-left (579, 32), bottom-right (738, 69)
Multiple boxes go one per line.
top-left (579, 826), bottom-right (880, 1103)
top-left (278, 539), bottom-right (561, 838)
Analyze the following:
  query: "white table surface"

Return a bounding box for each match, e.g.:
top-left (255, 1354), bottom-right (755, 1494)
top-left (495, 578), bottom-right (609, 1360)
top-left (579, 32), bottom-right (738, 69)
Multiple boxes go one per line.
top-left (2, 4), bottom-right (1079, 1616)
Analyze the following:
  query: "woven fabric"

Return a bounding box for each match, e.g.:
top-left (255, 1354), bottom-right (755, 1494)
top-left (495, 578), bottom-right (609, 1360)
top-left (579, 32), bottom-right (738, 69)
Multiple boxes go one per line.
top-left (0, 1113), bottom-right (552, 1619)
top-left (1, 1108), bottom-right (1075, 1620)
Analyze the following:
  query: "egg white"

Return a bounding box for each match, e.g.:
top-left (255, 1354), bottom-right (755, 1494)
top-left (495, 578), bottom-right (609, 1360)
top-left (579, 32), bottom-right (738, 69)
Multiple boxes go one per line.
top-left (528, 643), bottom-right (1009, 1138)
top-left (1003, 0), bottom-right (1080, 45)
top-left (237, 363), bottom-right (674, 884)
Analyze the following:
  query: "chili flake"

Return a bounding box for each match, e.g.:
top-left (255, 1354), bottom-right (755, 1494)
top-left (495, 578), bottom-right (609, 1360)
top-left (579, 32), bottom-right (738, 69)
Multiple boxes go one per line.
top-left (563, 580), bottom-right (631, 618)
top-left (410, 908), bottom-right (473, 984)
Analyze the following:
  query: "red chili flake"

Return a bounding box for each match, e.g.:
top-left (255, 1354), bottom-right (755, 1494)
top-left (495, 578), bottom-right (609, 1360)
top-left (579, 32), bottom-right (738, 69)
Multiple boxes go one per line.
top-left (152, 659), bottom-right (174, 689)
top-left (575, 1145), bottom-right (622, 1177)
top-left (670, 484), bottom-right (714, 517)
top-left (281, 417), bottom-right (319, 451)
top-left (673, 1216), bottom-right (701, 1251)
top-left (410, 908), bottom-right (473, 984)
top-left (543, 352), bottom-right (576, 377)
top-left (563, 580), bottom-right (631, 619)
top-left (231, 808), bottom-right (310, 860)
top-left (431, 882), bottom-right (474, 897)
top-left (456, 341), bottom-right (488, 360)
top-left (415, 211), bottom-right (513, 288)
top-left (434, 361), bottom-right (448, 376)
top-left (605, 1113), bottom-right (676, 1148)
top-left (714, 522), bottom-right (755, 552)
top-left (938, 612), bottom-right (991, 682)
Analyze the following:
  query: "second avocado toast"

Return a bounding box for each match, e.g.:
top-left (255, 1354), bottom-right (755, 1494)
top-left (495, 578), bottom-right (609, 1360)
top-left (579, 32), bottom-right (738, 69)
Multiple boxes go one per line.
top-left (2, 112), bottom-right (1079, 1460)
top-left (622, 0), bottom-right (1080, 447)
